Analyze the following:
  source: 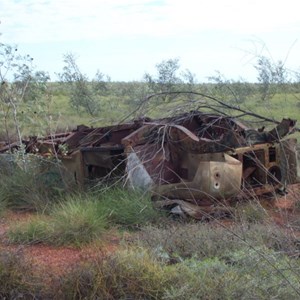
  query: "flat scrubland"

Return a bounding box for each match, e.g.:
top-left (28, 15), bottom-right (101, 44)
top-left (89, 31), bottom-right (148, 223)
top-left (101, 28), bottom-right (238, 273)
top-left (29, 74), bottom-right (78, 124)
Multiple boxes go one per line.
top-left (16, 82), bottom-right (299, 132)
top-left (0, 83), bottom-right (300, 299)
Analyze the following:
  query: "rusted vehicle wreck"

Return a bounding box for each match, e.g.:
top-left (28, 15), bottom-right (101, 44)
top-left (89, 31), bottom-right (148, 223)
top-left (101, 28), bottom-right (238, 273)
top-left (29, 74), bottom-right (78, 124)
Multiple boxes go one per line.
top-left (122, 112), bottom-right (298, 217)
top-left (1, 111), bottom-right (298, 218)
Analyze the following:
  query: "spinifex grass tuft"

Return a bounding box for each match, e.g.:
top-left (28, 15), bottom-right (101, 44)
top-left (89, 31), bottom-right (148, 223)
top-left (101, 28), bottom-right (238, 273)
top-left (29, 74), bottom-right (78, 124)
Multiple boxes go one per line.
top-left (94, 187), bottom-right (163, 228)
top-left (9, 193), bottom-right (108, 247)
top-left (0, 250), bottom-right (41, 298)
top-left (8, 187), bottom-right (163, 247)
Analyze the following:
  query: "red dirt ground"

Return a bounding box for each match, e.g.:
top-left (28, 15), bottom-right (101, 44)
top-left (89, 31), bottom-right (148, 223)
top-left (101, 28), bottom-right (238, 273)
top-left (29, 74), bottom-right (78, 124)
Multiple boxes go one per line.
top-left (267, 184), bottom-right (300, 226)
top-left (0, 211), bottom-right (121, 278)
top-left (0, 183), bottom-right (299, 277)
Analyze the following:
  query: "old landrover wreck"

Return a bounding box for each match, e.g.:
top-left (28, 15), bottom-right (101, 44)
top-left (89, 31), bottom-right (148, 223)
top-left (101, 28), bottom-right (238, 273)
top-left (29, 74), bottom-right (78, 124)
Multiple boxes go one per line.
top-left (0, 110), bottom-right (298, 218)
top-left (123, 112), bottom-right (298, 217)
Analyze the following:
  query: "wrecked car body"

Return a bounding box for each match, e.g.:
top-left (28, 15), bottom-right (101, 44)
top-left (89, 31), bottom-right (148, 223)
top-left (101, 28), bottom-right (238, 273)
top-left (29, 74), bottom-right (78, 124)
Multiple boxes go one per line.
top-left (122, 112), bottom-right (298, 217)
top-left (0, 111), bottom-right (298, 218)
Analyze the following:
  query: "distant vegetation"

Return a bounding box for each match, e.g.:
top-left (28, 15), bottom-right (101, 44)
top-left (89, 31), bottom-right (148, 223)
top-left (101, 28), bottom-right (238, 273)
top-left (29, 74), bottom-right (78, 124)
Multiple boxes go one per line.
top-left (0, 42), bottom-right (299, 141)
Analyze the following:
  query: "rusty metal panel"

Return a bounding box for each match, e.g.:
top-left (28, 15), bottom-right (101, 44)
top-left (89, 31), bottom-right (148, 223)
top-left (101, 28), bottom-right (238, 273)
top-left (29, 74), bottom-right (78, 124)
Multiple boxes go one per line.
top-left (153, 153), bottom-right (242, 203)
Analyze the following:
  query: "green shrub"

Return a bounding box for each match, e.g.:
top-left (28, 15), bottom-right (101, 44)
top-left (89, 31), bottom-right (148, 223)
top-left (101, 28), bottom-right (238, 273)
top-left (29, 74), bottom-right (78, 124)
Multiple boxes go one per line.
top-left (58, 247), bottom-right (173, 299)
top-left (164, 248), bottom-right (300, 300)
top-left (5, 227), bottom-right (300, 299)
top-left (133, 223), bottom-right (246, 260)
top-left (221, 247), bottom-right (300, 299)
top-left (0, 155), bottom-right (72, 212)
top-left (164, 257), bottom-right (243, 300)
top-left (133, 222), bottom-right (299, 261)
top-left (57, 245), bottom-right (300, 300)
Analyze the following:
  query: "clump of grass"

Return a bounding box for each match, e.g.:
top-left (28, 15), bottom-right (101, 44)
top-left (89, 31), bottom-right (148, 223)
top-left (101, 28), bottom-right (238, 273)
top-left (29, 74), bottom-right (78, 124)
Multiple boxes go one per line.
top-left (8, 215), bottom-right (52, 245)
top-left (94, 187), bottom-right (163, 228)
top-left (164, 257), bottom-right (243, 300)
top-left (9, 194), bottom-right (108, 247)
top-left (0, 250), bottom-right (40, 298)
top-left (58, 247), bottom-right (172, 299)
top-left (5, 202), bottom-right (300, 299)
top-left (50, 194), bottom-right (108, 246)
top-left (9, 187), bottom-right (162, 247)
top-left (0, 155), bottom-right (72, 213)
top-left (235, 200), bottom-right (269, 223)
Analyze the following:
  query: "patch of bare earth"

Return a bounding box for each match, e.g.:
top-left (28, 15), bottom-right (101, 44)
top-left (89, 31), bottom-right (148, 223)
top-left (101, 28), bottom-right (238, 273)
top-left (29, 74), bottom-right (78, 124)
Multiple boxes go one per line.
top-left (0, 212), bottom-right (120, 282)
top-left (265, 184), bottom-right (300, 227)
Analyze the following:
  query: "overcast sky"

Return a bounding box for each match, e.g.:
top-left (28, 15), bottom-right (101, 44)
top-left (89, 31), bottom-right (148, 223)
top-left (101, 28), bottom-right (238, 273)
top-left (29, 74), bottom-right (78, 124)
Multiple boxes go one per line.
top-left (1, 0), bottom-right (300, 82)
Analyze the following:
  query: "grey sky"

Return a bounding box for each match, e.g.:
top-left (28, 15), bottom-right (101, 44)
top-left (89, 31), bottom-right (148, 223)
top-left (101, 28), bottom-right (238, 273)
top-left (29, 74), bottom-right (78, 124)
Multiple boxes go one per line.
top-left (1, 0), bottom-right (300, 82)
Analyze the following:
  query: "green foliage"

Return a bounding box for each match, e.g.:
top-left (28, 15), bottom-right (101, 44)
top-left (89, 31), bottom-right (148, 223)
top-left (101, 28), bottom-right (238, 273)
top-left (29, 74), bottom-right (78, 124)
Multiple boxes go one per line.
top-left (0, 46), bottom-right (298, 141)
top-left (165, 248), bottom-right (300, 300)
top-left (133, 222), bottom-right (299, 261)
top-left (8, 187), bottom-right (162, 246)
top-left (0, 43), bottom-right (51, 142)
top-left (221, 247), bottom-right (300, 299)
top-left (0, 243), bottom-right (299, 299)
top-left (208, 71), bottom-right (256, 104)
top-left (144, 58), bottom-right (197, 102)
top-left (134, 223), bottom-right (243, 260)
top-left (58, 247), bottom-right (172, 299)
top-left (54, 245), bottom-right (300, 300)
top-left (144, 58), bottom-right (181, 93)
top-left (7, 215), bottom-right (52, 245)
top-left (48, 195), bottom-right (108, 246)
top-left (59, 53), bottom-right (110, 116)
top-left (94, 187), bottom-right (163, 228)
top-left (7, 187), bottom-right (159, 246)
top-left (0, 155), bottom-right (68, 212)
top-left (8, 194), bottom-right (108, 247)
top-left (164, 257), bottom-right (243, 300)
top-left (255, 56), bottom-right (289, 101)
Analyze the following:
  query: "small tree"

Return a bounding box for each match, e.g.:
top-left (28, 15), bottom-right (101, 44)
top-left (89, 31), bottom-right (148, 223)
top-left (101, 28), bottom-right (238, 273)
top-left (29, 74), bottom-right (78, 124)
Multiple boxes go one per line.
top-left (59, 53), bottom-right (110, 116)
top-left (144, 58), bottom-right (197, 102)
top-left (144, 58), bottom-right (181, 92)
top-left (255, 56), bottom-right (288, 101)
top-left (0, 43), bottom-right (50, 150)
